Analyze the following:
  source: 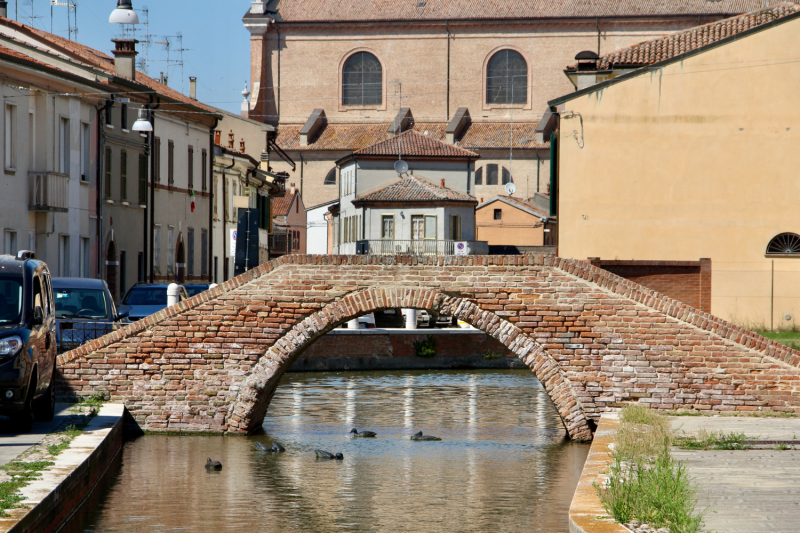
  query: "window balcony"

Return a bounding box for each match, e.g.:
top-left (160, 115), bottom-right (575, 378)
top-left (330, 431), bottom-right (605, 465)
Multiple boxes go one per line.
top-left (29, 171), bottom-right (69, 212)
top-left (357, 239), bottom-right (488, 256)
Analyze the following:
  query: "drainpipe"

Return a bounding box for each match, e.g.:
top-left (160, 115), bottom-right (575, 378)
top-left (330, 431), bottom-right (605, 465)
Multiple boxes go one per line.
top-left (147, 97), bottom-right (160, 283)
top-left (596, 18), bottom-right (601, 55)
top-left (549, 132), bottom-right (557, 218)
top-left (536, 149), bottom-right (540, 194)
top-left (276, 25), bottom-right (281, 122)
top-left (208, 116), bottom-right (219, 282)
top-left (445, 20), bottom-right (451, 121)
top-left (299, 152), bottom-right (304, 198)
top-left (96, 96), bottom-right (114, 279)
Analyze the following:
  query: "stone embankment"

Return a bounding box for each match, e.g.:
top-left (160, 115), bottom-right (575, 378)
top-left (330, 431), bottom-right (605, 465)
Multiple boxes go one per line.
top-left (0, 403), bottom-right (124, 533)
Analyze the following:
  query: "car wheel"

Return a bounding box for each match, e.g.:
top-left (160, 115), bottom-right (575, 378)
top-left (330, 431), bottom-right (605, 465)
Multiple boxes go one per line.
top-left (33, 366), bottom-right (56, 422)
top-left (10, 383), bottom-right (34, 433)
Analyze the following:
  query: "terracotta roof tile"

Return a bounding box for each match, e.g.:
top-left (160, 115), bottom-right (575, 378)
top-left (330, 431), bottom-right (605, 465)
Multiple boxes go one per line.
top-left (568, 2), bottom-right (800, 71)
top-left (275, 124), bottom-right (388, 151)
top-left (354, 174), bottom-right (477, 204)
top-left (259, 0), bottom-right (771, 23)
top-left (479, 195), bottom-right (550, 218)
top-left (272, 191), bottom-right (297, 216)
top-left (353, 130), bottom-right (478, 158)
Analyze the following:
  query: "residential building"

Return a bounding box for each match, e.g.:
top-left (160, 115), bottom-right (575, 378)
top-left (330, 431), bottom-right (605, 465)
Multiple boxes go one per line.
top-left (243, 0), bottom-right (769, 209)
top-left (476, 194), bottom-right (555, 254)
top-left (271, 185), bottom-right (306, 257)
top-left (0, 16), bottom-right (221, 300)
top-left (545, 3), bottom-right (800, 326)
top-left (306, 199), bottom-right (338, 254)
top-left (0, 12), bottom-right (108, 279)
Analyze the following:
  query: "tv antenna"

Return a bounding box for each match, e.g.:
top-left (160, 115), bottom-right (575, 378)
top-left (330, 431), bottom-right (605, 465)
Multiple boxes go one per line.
top-left (19, 0), bottom-right (46, 27)
top-left (50, 0), bottom-right (77, 40)
top-left (390, 81), bottom-right (407, 176)
top-left (121, 6), bottom-right (151, 75)
top-left (153, 33), bottom-right (190, 93)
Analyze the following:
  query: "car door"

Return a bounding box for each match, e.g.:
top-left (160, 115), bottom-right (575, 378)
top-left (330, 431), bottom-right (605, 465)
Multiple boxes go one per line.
top-left (28, 271), bottom-right (47, 395)
top-left (39, 269), bottom-right (56, 391)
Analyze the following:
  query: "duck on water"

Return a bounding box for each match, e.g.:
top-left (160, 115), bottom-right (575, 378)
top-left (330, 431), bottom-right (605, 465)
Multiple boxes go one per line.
top-left (255, 441), bottom-right (286, 453)
top-left (350, 428), bottom-right (377, 438)
top-left (205, 458), bottom-right (222, 470)
top-left (315, 450), bottom-right (344, 460)
top-left (410, 431), bottom-right (441, 441)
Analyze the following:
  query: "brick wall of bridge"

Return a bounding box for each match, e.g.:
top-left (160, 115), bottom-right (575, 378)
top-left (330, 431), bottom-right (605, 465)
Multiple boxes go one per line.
top-left (55, 254), bottom-right (800, 441)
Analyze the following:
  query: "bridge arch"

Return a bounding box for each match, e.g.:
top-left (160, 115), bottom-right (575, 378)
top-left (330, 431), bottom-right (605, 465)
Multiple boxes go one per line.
top-left (228, 287), bottom-right (594, 441)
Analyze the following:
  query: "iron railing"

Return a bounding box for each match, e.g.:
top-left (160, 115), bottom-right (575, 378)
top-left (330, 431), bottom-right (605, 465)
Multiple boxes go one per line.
top-left (29, 171), bottom-right (69, 212)
top-left (363, 239), bottom-right (463, 256)
top-left (56, 320), bottom-right (119, 354)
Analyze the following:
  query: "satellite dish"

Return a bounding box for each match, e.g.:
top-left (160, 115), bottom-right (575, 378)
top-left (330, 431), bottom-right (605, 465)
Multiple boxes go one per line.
top-left (505, 182), bottom-right (517, 196)
top-left (394, 159), bottom-right (409, 175)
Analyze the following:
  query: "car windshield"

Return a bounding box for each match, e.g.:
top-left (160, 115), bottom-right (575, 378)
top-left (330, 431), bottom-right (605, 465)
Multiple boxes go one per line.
top-left (184, 285), bottom-right (209, 297)
top-left (54, 288), bottom-right (108, 319)
top-left (123, 287), bottom-right (167, 306)
top-left (0, 276), bottom-right (23, 325)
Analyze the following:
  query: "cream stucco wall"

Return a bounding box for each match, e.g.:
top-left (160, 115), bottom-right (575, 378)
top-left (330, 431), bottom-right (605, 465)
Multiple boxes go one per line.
top-left (556, 16), bottom-right (800, 327)
top-left (476, 200), bottom-right (545, 247)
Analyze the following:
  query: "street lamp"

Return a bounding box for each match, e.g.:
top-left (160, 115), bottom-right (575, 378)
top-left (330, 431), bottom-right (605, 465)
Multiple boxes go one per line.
top-left (109, 0), bottom-right (139, 24)
top-left (132, 108), bottom-right (153, 132)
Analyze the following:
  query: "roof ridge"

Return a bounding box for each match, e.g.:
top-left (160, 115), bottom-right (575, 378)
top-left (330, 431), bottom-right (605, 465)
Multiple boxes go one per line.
top-left (354, 172), bottom-right (476, 204)
top-left (353, 129), bottom-right (479, 158)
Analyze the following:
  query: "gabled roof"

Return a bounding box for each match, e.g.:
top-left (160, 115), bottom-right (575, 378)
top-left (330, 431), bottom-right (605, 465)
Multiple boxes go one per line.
top-left (0, 16), bottom-right (218, 117)
top-left (249, 0), bottom-right (770, 23)
top-left (353, 174), bottom-right (476, 204)
top-left (272, 190), bottom-right (299, 217)
top-left (353, 130), bottom-right (478, 158)
top-left (566, 2), bottom-right (800, 71)
top-left (477, 195), bottom-right (549, 220)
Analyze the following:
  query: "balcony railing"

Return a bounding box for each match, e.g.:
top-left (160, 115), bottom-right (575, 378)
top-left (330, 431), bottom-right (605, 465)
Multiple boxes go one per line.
top-left (29, 171), bottom-right (69, 212)
top-left (360, 239), bottom-right (488, 256)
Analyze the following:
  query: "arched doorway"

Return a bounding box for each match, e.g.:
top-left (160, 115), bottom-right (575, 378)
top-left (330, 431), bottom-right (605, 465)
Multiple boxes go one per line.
top-left (228, 287), bottom-right (593, 441)
top-left (106, 240), bottom-right (117, 301)
top-left (176, 236), bottom-right (186, 284)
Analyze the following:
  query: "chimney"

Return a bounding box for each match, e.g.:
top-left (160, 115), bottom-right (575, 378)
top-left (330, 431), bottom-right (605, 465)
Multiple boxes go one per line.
top-left (111, 38), bottom-right (139, 80)
top-left (260, 151), bottom-right (270, 172)
top-left (214, 130), bottom-right (221, 145)
top-left (189, 76), bottom-right (197, 100)
top-left (441, 178), bottom-right (445, 187)
top-left (228, 130), bottom-right (235, 150)
top-left (289, 183), bottom-right (296, 195)
top-left (0, 1), bottom-right (8, 18)
top-left (240, 138), bottom-right (246, 153)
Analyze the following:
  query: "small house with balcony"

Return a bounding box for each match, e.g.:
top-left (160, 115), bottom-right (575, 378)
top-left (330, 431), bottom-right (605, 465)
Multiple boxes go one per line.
top-left (333, 129), bottom-right (487, 255)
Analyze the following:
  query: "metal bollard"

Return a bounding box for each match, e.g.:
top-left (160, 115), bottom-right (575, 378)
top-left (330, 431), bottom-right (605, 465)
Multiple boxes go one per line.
top-left (403, 309), bottom-right (417, 329)
top-left (167, 283), bottom-right (180, 307)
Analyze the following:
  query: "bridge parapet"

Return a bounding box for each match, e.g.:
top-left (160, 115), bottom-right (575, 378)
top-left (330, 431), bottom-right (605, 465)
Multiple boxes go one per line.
top-left (57, 254), bottom-right (800, 438)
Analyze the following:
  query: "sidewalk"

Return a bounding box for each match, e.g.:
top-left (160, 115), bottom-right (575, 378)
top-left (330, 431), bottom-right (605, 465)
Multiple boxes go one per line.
top-left (670, 416), bottom-right (800, 533)
top-left (0, 404), bottom-right (77, 466)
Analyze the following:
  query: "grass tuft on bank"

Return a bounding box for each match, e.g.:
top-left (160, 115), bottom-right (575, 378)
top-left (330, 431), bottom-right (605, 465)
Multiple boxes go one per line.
top-left (675, 430), bottom-right (752, 451)
top-left (596, 405), bottom-right (704, 533)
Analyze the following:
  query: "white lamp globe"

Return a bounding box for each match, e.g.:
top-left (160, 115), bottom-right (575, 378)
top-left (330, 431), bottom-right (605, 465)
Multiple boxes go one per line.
top-left (109, 0), bottom-right (140, 24)
top-left (132, 108), bottom-right (153, 132)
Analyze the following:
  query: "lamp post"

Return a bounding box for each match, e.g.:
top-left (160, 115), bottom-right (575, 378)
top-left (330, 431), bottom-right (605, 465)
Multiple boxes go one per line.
top-left (109, 0), bottom-right (139, 24)
top-left (132, 107), bottom-right (153, 283)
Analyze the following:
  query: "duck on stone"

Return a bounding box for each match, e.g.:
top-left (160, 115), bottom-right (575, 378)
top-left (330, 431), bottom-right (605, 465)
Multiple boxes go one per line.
top-left (410, 431), bottom-right (441, 441)
top-left (315, 449), bottom-right (344, 460)
top-left (350, 428), bottom-right (377, 438)
top-left (255, 441), bottom-right (286, 453)
top-left (205, 458), bottom-right (223, 470)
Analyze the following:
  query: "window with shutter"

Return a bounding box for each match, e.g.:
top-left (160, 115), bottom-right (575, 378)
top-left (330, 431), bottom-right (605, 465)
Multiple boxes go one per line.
top-left (168, 140), bottom-right (174, 185)
top-left (139, 153), bottom-right (148, 205)
top-left (153, 225), bottom-right (162, 275)
top-left (60, 118), bottom-right (69, 174)
top-left (201, 149), bottom-right (207, 191)
top-left (4, 105), bottom-right (14, 169)
top-left (104, 148), bottom-right (112, 199)
top-left (120, 150), bottom-right (128, 201)
top-left (475, 167), bottom-right (483, 186)
top-left (201, 229), bottom-right (208, 277)
top-left (154, 138), bottom-right (161, 182)
top-left (187, 228), bottom-right (195, 276)
top-left (58, 235), bottom-right (70, 277)
top-left (188, 146), bottom-right (194, 189)
top-left (4, 231), bottom-right (17, 256)
top-left (81, 123), bottom-right (90, 181)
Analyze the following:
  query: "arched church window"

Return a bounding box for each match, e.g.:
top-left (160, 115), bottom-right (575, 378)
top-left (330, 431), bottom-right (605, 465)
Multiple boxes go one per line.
top-left (486, 49), bottom-right (528, 105)
top-left (342, 52), bottom-right (382, 106)
top-left (766, 233), bottom-right (800, 255)
top-left (324, 168), bottom-right (337, 185)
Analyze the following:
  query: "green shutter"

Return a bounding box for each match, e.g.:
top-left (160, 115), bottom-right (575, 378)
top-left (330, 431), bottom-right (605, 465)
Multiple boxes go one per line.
top-left (104, 148), bottom-right (112, 199)
top-left (139, 154), bottom-right (148, 205)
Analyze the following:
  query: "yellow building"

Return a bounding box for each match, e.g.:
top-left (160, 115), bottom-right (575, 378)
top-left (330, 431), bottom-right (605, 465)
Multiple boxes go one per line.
top-left (475, 195), bottom-right (556, 254)
top-left (545, 3), bottom-right (800, 328)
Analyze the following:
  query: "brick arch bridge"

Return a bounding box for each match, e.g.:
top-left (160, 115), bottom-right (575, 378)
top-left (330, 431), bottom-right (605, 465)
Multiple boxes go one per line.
top-left (57, 255), bottom-right (800, 441)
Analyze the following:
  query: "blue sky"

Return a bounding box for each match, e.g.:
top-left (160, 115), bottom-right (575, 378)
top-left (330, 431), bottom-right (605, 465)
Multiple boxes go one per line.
top-left (11, 0), bottom-right (251, 114)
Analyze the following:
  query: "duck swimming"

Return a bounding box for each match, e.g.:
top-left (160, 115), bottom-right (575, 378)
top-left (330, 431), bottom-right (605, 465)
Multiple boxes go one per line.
top-left (205, 458), bottom-right (223, 470)
top-left (410, 431), bottom-right (441, 441)
top-left (350, 428), bottom-right (377, 438)
top-left (254, 441), bottom-right (286, 453)
top-left (315, 449), bottom-right (344, 460)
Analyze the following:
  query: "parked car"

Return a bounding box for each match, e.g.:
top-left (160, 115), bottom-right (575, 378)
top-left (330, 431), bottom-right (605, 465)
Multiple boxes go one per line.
top-left (416, 310), bottom-right (433, 328)
top-left (118, 283), bottom-right (190, 323)
top-left (184, 283), bottom-right (210, 297)
top-left (0, 252), bottom-right (58, 431)
top-left (338, 313), bottom-right (376, 329)
top-left (52, 278), bottom-right (127, 354)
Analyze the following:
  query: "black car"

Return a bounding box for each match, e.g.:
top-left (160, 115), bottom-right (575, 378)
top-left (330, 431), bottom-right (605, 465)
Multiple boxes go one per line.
top-left (52, 277), bottom-right (127, 353)
top-left (0, 252), bottom-right (57, 431)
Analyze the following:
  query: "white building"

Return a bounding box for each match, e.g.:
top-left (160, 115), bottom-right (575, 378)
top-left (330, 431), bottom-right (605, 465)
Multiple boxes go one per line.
top-left (306, 200), bottom-right (337, 254)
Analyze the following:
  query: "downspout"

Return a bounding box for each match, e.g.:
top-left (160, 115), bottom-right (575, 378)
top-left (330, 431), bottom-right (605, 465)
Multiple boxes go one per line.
top-left (147, 97), bottom-right (160, 283)
top-left (208, 116), bottom-right (219, 282)
top-left (446, 20), bottom-right (451, 121)
top-left (96, 96), bottom-right (114, 280)
top-left (299, 152), bottom-right (304, 198)
top-left (596, 18), bottom-right (601, 55)
top-left (536, 149), bottom-right (540, 194)
top-left (549, 132), bottom-right (558, 218)
top-left (276, 25), bottom-right (281, 121)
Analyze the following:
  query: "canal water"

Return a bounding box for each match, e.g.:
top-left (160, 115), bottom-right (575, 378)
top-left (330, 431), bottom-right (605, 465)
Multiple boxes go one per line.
top-left (65, 370), bottom-right (589, 533)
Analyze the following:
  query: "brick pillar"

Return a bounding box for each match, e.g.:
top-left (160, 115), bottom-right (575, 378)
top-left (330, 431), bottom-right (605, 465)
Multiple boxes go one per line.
top-left (699, 258), bottom-right (712, 313)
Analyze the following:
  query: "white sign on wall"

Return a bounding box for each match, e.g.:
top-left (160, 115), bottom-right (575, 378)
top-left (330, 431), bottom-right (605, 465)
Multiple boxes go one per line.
top-left (454, 241), bottom-right (468, 256)
top-left (230, 229), bottom-right (237, 257)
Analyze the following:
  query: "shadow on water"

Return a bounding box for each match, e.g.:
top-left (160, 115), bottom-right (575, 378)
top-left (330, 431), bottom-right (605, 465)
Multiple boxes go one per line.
top-left (63, 369), bottom-right (589, 533)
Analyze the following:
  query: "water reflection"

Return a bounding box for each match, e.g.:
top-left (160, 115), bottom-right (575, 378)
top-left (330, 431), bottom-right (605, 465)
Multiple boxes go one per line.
top-left (64, 370), bottom-right (589, 533)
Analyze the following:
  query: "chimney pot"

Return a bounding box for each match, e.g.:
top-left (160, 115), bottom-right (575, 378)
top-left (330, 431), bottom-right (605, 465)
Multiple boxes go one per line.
top-left (214, 130), bottom-right (221, 145)
top-left (441, 178), bottom-right (445, 187)
top-left (111, 38), bottom-right (139, 80)
top-left (228, 130), bottom-right (234, 150)
top-left (0, 1), bottom-right (8, 18)
top-left (240, 138), bottom-right (246, 152)
top-left (189, 76), bottom-right (197, 100)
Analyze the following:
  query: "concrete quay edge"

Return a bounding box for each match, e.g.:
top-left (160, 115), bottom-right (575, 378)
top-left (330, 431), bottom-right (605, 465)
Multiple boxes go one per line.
top-left (569, 413), bottom-right (630, 533)
top-left (0, 403), bottom-right (125, 533)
